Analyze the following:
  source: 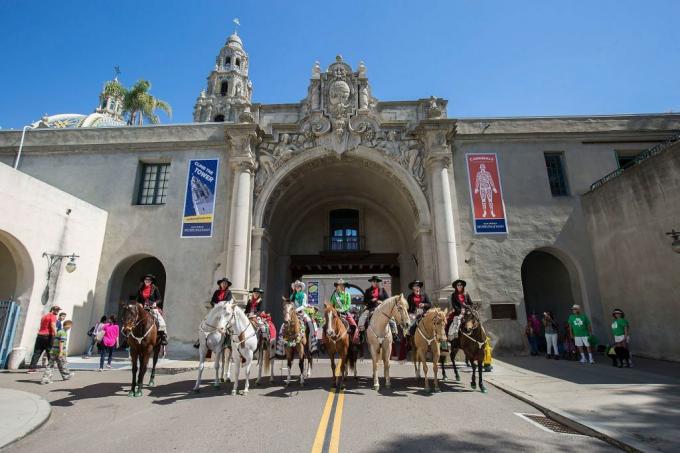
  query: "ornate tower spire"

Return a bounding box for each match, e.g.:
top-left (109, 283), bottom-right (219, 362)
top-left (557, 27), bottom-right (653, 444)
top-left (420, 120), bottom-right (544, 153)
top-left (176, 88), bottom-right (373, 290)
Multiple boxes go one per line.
top-left (95, 69), bottom-right (125, 121)
top-left (193, 27), bottom-right (253, 123)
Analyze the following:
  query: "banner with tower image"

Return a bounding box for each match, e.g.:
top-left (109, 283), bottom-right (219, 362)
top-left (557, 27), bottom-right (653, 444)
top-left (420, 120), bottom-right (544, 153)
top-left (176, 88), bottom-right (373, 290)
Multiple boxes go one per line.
top-left (466, 153), bottom-right (508, 234)
top-left (181, 158), bottom-right (219, 238)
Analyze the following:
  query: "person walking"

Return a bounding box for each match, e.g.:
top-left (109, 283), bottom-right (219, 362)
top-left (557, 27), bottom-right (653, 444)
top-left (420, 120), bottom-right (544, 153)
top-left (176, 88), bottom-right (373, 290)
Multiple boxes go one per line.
top-left (56, 312), bottom-right (67, 331)
top-left (568, 304), bottom-right (594, 364)
top-left (99, 315), bottom-right (119, 371)
top-left (41, 320), bottom-right (74, 384)
top-left (543, 311), bottom-right (559, 360)
top-left (611, 308), bottom-right (631, 368)
top-left (84, 315), bottom-right (107, 358)
top-left (27, 305), bottom-right (60, 373)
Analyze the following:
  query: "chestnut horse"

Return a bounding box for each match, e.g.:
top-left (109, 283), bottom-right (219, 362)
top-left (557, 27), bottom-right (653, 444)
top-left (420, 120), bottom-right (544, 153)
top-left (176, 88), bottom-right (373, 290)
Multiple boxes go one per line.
top-left (412, 308), bottom-right (447, 392)
top-left (323, 303), bottom-right (357, 389)
top-left (281, 298), bottom-right (312, 386)
top-left (121, 302), bottom-right (162, 397)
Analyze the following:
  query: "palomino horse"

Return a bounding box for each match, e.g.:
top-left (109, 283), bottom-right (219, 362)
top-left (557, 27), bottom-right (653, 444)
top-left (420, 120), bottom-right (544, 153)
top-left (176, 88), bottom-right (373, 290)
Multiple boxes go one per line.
top-left (224, 304), bottom-right (259, 395)
top-left (366, 294), bottom-right (410, 391)
top-left (281, 298), bottom-right (313, 387)
top-left (448, 307), bottom-right (488, 393)
top-left (412, 308), bottom-right (447, 392)
top-left (323, 302), bottom-right (357, 389)
top-left (121, 302), bottom-right (162, 397)
top-left (193, 301), bottom-right (230, 393)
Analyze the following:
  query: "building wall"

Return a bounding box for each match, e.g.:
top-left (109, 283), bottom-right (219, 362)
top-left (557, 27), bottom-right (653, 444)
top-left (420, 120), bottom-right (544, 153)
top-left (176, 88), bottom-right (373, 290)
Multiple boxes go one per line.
top-left (581, 142), bottom-right (680, 361)
top-left (0, 162), bottom-right (108, 360)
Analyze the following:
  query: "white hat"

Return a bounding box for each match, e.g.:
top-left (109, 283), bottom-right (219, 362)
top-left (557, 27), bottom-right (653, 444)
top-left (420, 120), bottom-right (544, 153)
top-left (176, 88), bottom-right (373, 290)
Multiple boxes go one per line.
top-left (571, 304), bottom-right (581, 310)
top-left (291, 280), bottom-right (306, 291)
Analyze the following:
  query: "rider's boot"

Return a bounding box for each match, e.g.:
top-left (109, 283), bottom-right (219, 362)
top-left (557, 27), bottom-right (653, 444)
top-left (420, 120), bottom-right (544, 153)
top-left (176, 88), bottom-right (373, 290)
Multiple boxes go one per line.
top-left (160, 331), bottom-right (168, 346)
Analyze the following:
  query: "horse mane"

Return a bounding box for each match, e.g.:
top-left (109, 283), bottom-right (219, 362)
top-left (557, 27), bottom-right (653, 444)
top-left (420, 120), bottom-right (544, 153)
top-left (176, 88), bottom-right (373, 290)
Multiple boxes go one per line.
top-left (374, 294), bottom-right (400, 314)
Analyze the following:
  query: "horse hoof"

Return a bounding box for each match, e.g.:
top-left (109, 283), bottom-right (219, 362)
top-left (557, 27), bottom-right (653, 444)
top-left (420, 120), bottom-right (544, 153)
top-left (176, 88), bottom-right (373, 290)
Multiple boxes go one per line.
top-left (128, 391), bottom-right (135, 397)
top-left (134, 390), bottom-right (143, 397)
top-left (231, 390), bottom-right (237, 396)
top-left (455, 376), bottom-right (460, 382)
top-left (385, 383), bottom-right (391, 389)
top-left (480, 387), bottom-right (487, 394)
top-left (470, 383), bottom-right (476, 389)
top-left (212, 383), bottom-right (220, 389)
top-left (434, 387), bottom-right (441, 393)
top-left (193, 389), bottom-right (200, 394)
top-left (243, 390), bottom-right (249, 396)
top-left (148, 380), bottom-right (155, 387)
top-left (220, 378), bottom-right (226, 383)
top-left (373, 385), bottom-right (379, 391)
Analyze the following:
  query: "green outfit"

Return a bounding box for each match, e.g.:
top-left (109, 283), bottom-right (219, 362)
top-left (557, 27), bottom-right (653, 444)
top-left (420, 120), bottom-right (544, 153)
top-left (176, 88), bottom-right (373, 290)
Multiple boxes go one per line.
top-left (51, 329), bottom-right (68, 356)
top-left (611, 318), bottom-right (629, 336)
top-left (330, 290), bottom-right (351, 313)
top-left (291, 291), bottom-right (307, 310)
top-left (568, 314), bottom-right (590, 337)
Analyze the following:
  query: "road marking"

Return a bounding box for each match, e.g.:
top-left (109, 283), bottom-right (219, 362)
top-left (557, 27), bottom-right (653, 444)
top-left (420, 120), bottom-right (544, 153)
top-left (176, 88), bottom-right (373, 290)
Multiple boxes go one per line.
top-left (329, 390), bottom-right (345, 453)
top-left (311, 389), bottom-right (336, 453)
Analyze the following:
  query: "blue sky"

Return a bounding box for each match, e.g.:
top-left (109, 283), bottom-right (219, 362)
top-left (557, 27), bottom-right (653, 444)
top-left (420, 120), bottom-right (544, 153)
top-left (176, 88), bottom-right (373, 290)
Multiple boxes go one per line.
top-left (1, 0), bottom-right (679, 129)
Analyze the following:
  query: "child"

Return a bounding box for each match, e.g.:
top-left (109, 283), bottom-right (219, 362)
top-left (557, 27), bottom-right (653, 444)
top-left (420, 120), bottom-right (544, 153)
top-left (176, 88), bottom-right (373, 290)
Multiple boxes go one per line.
top-left (41, 320), bottom-right (75, 384)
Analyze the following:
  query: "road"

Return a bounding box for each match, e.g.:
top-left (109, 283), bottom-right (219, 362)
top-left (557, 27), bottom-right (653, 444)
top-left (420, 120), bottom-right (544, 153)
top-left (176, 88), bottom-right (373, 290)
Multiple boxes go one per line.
top-left (1, 359), bottom-right (616, 452)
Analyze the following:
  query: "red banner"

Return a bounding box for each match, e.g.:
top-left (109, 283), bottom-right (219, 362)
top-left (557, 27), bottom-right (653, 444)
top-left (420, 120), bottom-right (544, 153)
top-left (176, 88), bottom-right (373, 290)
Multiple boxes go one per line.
top-left (466, 153), bottom-right (508, 234)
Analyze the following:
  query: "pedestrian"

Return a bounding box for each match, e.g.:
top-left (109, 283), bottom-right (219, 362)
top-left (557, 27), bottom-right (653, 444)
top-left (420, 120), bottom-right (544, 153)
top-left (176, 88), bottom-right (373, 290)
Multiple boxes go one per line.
top-left (611, 308), bottom-right (631, 368)
top-left (56, 312), bottom-right (67, 331)
top-left (568, 304), bottom-right (594, 364)
top-left (41, 320), bottom-right (74, 384)
top-left (99, 315), bottom-right (119, 371)
top-left (543, 311), bottom-right (559, 360)
top-left (562, 322), bottom-right (577, 360)
top-left (84, 316), bottom-right (107, 358)
top-left (526, 313), bottom-right (541, 356)
top-left (27, 305), bottom-right (60, 373)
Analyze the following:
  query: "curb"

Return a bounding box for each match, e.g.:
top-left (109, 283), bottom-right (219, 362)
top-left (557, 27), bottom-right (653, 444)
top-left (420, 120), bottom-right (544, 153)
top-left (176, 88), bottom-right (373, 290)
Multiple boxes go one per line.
top-left (0, 389), bottom-right (51, 450)
top-left (485, 377), bottom-right (653, 453)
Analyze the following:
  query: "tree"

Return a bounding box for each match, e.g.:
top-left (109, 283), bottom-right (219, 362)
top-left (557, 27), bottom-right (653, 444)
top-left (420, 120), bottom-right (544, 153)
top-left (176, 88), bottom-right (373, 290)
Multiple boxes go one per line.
top-left (122, 80), bottom-right (172, 126)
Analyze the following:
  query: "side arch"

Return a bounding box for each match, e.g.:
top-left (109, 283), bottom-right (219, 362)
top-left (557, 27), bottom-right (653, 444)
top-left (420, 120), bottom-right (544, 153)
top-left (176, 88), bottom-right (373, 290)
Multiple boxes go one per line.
top-left (106, 254), bottom-right (167, 316)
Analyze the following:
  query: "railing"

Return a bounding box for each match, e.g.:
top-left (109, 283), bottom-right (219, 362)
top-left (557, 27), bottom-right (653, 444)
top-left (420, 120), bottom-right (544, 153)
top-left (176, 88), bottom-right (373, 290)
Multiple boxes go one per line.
top-left (0, 300), bottom-right (21, 369)
top-left (324, 236), bottom-right (365, 252)
top-left (588, 133), bottom-right (680, 192)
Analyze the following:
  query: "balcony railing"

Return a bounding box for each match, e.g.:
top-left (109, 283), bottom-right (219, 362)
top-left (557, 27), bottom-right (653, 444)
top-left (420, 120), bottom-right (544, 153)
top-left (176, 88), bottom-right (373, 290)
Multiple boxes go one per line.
top-left (324, 236), bottom-right (365, 252)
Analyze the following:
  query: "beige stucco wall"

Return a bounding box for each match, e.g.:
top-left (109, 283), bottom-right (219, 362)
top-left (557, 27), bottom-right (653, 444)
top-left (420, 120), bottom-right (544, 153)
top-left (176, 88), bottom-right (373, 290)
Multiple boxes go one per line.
top-left (0, 162), bottom-right (108, 360)
top-left (582, 142), bottom-right (680, 361)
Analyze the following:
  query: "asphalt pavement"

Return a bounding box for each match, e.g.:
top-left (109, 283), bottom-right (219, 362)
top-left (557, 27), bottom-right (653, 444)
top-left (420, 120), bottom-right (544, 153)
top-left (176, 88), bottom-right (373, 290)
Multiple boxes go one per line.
top-left (1, 358), bottom-right (614, 453)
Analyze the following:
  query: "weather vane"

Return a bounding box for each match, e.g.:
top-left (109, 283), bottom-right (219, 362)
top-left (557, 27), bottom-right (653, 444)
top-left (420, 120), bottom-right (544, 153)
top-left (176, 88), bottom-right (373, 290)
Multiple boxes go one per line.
top-left (113, 66), bottom-right (121, 81)
top-left (233, 17), bottom-right (240, 33)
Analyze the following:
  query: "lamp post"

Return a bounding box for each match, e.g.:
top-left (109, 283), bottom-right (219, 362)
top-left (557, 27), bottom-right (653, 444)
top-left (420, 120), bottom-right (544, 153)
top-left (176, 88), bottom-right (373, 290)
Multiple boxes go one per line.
top-left (666, 230), bottom-right (680, 254)
top-left (13, 125), bottom-right (34, 169)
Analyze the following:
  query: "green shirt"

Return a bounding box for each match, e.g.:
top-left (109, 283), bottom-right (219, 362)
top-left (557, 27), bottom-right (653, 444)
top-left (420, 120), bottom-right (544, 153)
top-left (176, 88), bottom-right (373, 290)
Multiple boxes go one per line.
top-left (611, 318), bottom-right (629, 336)
top-left (568, 314), bottom-right (590, 337)
top-left (51, 329), bottom-right (68, 355)
top-left (330, 290), bottom-right (351, 313)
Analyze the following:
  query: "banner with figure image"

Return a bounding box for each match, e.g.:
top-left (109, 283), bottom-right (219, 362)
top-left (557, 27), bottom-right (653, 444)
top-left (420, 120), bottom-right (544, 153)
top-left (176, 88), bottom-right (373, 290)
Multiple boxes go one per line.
top-left (466, 153), bottom-right (508, 234)
top-left (181, 158), bottom-right (219, 238)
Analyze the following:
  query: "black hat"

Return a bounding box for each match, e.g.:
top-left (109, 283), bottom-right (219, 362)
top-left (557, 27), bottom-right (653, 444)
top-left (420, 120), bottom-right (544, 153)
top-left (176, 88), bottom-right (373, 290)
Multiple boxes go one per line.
top-left (217, 278), bottom-right (232, 287)
top-left (249, 287), bottom-right (264, 294)
top-left (452, 279), bottom-right (467, 288)
top-left (142, 274), bottom-right (156, 283)
top-left (368, 276), bottom-right (382, 283)
top-left (408, 280), bottom-right (424, 290)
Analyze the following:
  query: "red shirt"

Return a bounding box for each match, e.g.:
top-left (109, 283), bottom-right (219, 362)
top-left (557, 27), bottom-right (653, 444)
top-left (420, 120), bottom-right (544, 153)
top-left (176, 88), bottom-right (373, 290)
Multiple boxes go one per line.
top-left (372, 287), bottom-right (379, 299)
top-left (457, 293), bottom-right (466, 305)
top-left (142, 285), bottom-right (152, 300)
top-left (413, 294), bottom-right (423, 308)
top-left (217, 289), bottom-right (227, 301)
top-left (38, 313), bottom-right (57, 336)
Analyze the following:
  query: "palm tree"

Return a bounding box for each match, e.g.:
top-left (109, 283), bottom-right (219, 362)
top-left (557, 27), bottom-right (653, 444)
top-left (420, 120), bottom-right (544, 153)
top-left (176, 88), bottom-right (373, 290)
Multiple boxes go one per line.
top-left (122, 80), bottom-right (172, 126)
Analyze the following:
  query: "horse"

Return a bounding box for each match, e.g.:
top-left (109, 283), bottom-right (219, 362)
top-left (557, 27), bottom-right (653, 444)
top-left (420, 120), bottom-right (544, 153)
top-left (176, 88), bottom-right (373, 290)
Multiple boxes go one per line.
top-left (412, 308), bottom-right (447, 392)
top-left (281, 298), bottom-right (313, 387)
top-left (121, 302), bottom-right (162, 397)
top-left (447, 306), bottom-right (488, 393)
top-left (366, 294), bottom-right (411, 391)
top-left (224, 303), bottom-right (259, 395)
top-left (323, 302), bottom-right (358, 389)
top-left (193, 301), bottom-right (230, 393)
top-left (222, 312), bottom-right (275, 385)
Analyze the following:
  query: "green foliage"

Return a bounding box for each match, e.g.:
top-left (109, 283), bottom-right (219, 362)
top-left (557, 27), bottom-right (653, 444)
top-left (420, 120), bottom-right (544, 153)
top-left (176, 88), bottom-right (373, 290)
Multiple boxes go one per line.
top-left (303, 306), bottom-right (325, 326)
top-left (122, 79), bottom-right (172, 126)
top-left (102, 80), bottom-right (126, 98)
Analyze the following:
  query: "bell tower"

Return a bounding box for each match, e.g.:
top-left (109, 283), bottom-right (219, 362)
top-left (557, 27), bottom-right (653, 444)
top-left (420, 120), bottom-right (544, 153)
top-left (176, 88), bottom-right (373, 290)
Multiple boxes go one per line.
top-left (193, 29), bottom-right (253, 123)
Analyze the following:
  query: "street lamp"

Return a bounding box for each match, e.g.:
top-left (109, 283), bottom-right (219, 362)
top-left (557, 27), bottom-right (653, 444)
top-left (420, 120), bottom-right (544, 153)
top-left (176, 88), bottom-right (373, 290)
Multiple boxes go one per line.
top-left (13, 124), bottom-right (35, 170)
top-left (666, 230), bottom-right (680, 254)
top-left (42, 253), bottom-right (80, 276)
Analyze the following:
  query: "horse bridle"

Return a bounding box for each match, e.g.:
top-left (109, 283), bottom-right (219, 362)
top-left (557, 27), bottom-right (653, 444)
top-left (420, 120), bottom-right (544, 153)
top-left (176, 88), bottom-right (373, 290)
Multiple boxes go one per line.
top-left (226, 308), bottom-right (257, 351)
top-left (417, 312), bottom-right (445, 347)
top-left (460, 315), bottom-right (487, 349)
top-left (325, 309), bottom-right (348, 345)
top-left (122, 304), bottom-right (154, 344)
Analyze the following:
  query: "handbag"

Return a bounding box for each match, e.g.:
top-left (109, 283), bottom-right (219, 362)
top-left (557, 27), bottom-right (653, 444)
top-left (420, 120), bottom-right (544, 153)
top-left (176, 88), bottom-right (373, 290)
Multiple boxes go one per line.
top-left (95, 328), bottom-right (105, 343)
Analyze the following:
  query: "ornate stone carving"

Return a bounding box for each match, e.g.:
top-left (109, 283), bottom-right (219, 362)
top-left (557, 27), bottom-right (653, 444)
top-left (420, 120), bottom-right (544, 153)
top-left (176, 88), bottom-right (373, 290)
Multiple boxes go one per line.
top-left (427, 96), bottom-right (443, 119)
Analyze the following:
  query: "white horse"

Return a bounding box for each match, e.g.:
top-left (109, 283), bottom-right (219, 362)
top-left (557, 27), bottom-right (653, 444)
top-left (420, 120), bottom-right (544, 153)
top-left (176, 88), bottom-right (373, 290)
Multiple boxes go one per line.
top-left (193, 301), bottom-right (230, 393)
top-left (222, 315), bottom-right (275, 386)
top-left (366, 294), bottom-right (411, 391)
top-left (225, 304), bottom-right (259, 395)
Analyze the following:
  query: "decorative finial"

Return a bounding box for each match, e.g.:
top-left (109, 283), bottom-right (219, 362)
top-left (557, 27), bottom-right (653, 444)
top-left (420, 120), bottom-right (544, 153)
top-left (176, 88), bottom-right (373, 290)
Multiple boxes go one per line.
top-left (233, 17), bottom-right (240, 34)
top-left (113, 66), bottom-right (121, 81)
top-left (335, 54), bottom-right (343, 62)
top-left (312, 61), bottom-right (321, 79)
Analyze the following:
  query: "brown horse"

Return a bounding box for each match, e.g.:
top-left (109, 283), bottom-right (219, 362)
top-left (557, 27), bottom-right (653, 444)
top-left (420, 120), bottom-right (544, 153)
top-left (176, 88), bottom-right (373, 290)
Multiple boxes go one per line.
top-left (122, 302), bottom-right (162, 397)
top-left (281, 298), bottom-right (312, 387)
top-left (323, 303), bottom-right (357, 389)
top-left (411, 308), bottom-right (447, 392)
top-left (448, 307), bottom-right (487, 393)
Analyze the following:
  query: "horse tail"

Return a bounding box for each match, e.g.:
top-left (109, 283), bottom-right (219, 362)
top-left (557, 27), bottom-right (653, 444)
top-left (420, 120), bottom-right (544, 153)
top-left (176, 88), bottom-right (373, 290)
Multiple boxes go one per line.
top-left (348, 344), bottom-right (357, 372)
top-left (263, 344), bottom-right (270, 373)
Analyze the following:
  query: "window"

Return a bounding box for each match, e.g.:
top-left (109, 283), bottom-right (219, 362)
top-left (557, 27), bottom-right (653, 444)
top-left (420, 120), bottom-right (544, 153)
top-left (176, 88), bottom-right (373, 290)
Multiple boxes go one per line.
top-left (616, 150), bottom-right (641, 169)
top-left (225, 56), bottom-right (231, 65)
top-left (137, 163), bottom-right (170, 205)
top-left (235, 58), bottom-right (241, 67)
top-left (220, 81), bottom-right (229, 96)
top-left (544, 153), bottom-right (569, 196)
top-left (329, 209), bottom-right (360, 251)
top-left (213, 114), bottom-right (225, 122)
top-left (490, 303), bottom-right (517, 320)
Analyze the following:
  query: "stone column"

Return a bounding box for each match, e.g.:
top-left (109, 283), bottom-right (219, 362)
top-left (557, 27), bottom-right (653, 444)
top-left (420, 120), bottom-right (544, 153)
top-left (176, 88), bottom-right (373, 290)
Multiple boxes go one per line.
top-left (227, 161), bottom-right (254, 301)
top-left (249, 227), bottom-right (270, 289)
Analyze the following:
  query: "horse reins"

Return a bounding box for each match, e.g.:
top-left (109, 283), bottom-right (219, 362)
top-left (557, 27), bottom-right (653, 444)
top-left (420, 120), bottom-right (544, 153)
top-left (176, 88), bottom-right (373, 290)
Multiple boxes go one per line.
top-left (122, 305), bottom-right (156, 344)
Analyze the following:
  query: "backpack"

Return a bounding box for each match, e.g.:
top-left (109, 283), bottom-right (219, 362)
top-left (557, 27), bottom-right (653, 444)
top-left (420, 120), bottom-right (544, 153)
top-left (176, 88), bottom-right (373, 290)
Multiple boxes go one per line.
top-left (87, 326), bottom-right (95, 337)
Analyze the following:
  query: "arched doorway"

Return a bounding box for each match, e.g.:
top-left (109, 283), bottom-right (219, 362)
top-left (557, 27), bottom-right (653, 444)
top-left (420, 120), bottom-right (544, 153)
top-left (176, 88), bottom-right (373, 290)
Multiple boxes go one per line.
top-left (107, 255), bottom-right (166, 317)
top-left (0, 230), bottom-right (35, 346)
top-left (521, 249), bottom-right (580, 322)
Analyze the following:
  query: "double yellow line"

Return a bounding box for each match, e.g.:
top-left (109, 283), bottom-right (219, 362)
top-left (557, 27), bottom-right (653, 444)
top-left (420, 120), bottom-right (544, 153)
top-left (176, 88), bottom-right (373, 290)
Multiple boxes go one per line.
top-left (311, 362), bottom-right (346, 453)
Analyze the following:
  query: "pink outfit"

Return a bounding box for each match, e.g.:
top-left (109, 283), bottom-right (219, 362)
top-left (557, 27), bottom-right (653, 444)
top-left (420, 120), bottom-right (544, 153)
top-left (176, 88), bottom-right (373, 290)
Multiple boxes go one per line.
top-left (102, 323), bottom-right (119, 347)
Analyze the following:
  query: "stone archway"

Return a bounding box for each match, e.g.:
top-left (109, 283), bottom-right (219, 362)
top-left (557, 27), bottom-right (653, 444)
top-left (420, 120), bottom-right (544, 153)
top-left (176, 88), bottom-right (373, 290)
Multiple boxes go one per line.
top-left (106, 255), bottom-right (166, 318)
top-left (0, 230), bottom-right (35, 346)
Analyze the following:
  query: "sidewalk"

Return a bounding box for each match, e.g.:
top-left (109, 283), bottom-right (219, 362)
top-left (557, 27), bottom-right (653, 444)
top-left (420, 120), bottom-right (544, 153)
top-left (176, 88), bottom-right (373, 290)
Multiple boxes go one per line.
top-left (485, 355), bottom-right (680, 452)
top-left (67, 351), bottom-right (200, 374)
top-left (0, 389), bottom-right (51, 449)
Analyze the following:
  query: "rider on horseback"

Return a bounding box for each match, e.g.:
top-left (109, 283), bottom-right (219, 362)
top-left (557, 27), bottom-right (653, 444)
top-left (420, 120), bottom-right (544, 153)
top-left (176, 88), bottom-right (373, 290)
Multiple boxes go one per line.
top-left (329, 279), bottom-right (358, 342)
top-left (447, 279), bottom-right (472, 340)
top-left (406, 280), bottom-right (431, 336)
top-left (358, 276), bottom-right (393, 335)
top-left (136, 274), bottom-right (168, 346)
top-left (211, 278), bottom-right (233, 307)
top-left (289, 280), bottom-right (315, 340)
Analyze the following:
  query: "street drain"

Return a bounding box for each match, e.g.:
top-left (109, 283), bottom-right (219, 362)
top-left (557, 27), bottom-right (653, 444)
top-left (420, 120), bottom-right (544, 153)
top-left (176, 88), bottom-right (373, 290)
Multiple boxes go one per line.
top-left (516, 413), bottom-right (585, 436)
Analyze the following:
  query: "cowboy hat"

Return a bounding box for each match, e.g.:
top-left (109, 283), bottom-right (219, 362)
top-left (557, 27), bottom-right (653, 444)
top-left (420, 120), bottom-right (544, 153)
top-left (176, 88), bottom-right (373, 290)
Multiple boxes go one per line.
top-left (334, 278), bottom-right (347, 287)
top-left (612, 308), bottom-right (624, 316)
top-left (291, 280), bottom-right (306, 291)
top-left (216, 278), bottom-right (232, 286)
top-left (452, 279), bottom-right (467, 288)
top-left (408, 280), bottom-right (424, 290)
top-left (249, 287), bottom-right (264, 294)
top-left (142, 274), bottom-right (157, 282)
top-left (368, 275), bottom-right (382, 283)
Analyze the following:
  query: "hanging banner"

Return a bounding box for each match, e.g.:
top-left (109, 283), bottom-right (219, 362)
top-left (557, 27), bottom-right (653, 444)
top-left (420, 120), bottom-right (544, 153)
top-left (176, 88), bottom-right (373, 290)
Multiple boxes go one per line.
top-left (181, 158), bottom-right (219, 238)
top-left (307, 281), bottom-right (319, 306)
top-left (466, 153), bottom-right (508, 234)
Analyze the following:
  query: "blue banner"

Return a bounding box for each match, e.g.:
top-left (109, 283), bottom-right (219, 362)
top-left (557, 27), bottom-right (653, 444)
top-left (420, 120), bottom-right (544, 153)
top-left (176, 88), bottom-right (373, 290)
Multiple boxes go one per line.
top-left (307, 281), bottom-right (319, 306)
top-left (181, 158), bottom-right (219, 238)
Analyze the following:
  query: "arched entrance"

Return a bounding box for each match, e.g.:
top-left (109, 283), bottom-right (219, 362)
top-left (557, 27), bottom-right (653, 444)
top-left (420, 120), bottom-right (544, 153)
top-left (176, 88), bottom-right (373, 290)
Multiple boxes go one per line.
top-left (107, 255), bottom-right (166, 317)
top-left (0, 230), bottom-right (35, 346)
top-left (521, 249), bottom-right (582, 322)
